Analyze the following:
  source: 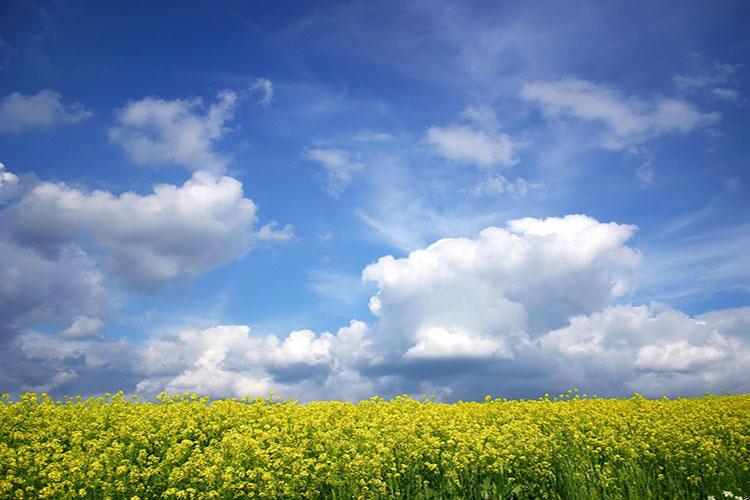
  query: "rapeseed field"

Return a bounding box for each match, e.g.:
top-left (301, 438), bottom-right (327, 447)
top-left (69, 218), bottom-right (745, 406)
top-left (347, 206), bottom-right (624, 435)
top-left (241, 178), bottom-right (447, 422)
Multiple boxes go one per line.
top-left (0, 392), bottom-right (748, 499)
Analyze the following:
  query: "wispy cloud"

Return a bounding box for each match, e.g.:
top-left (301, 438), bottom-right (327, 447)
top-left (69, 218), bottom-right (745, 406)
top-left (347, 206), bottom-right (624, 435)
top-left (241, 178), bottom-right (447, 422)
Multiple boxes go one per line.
top-left (637, 223), bottom-right (750, 305)
top-left (308, 269), bottom-right (371, 306)
top-left (249, 78), bottom-right (274, 106)
top-left (673, 62), bottom-right (741, 101)
top-left (303, 147), bottom-right (364, 196)
top-left (521, 79), bottom-right (720, 150)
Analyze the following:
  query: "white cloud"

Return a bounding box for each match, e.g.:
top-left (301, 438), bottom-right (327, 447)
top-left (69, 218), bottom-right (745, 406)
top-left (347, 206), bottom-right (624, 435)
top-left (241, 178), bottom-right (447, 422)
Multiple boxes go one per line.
top-left (0, 162), bottom-right (20, 202)
top-left (2, 170), bottom-right (291, 291)
top-left (250, 78), bottom-right (274, 107)
top-left (363, 215), bottom-right (640, 361)
top-left (521, 79), bottom-right (720, 150)
top-left (23, 370), bottom-right (78, 393)
top-left (352, 130), bottom-right (392, 142)
top-left (711, 88), bottom-right (739, 101)
top-left (635, 336), bottom-right (731, 372)
top-left (132, 319), bottom-right (373, 399)
top-left (109, 91), bottom-right (237, 172)
top-left (473, 173), bottom-right (541, 197)
top-left (0, 240), bottom-right (109, 340)
top-left (304, 148), bottom-right (364, 196)
top-left (3, 316), bottom-right (376, 400)
top-left (426, 106), bottom-right (518, 168)
top-left (0, 89), bottom-right (91, 133)
top-left (404, 327), bottom-right (511, 360)
top-left (255, 221), bottom-right (294, 242)
top-left (673, 63), bottom-right (741, 101)
top-left (4, 209), bottom-right (748, 401)
top-left (59, 315), bottom-right (104, 340)
top-left (540, 304), bottom-right (750, 396)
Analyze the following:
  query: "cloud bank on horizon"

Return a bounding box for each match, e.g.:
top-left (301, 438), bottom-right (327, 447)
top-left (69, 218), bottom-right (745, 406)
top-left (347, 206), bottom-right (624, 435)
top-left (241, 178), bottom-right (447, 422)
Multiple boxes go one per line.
top-left (0, 0), bottom-right (748, 400)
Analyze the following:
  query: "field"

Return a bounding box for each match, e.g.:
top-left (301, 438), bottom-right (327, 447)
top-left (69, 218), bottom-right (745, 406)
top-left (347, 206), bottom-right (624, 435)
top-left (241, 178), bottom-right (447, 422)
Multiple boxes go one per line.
top-left (1, 392), bottom-right (748, 499)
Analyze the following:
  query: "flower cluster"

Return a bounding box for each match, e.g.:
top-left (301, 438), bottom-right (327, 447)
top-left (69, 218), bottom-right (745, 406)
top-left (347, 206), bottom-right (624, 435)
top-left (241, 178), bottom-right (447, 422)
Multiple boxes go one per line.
top-left (0, 392), bottom-right (748, 498)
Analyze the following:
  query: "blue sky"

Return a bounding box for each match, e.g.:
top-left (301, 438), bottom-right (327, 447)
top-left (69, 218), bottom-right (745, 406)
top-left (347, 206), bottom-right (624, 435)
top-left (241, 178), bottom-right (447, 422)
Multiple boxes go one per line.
top-left (0, 0), bottom-right (748, 400)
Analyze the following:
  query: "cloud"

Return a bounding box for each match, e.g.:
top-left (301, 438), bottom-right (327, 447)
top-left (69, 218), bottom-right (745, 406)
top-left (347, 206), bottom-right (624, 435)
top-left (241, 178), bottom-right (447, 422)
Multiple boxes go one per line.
top-left (0, 35), bottom-right (17, 71)
top-left (1, 170), bottom-right (291, 291)
top-left (354, 214), bottom-right (749, 398)
top-left (355, 145), bottom-right (513, 253)
top-left (403, 327), bottom-right (511, 360)
top-left (132, 319), bottom-right (373, 399)
top-left (58, 315), bottom-right (104, 340)
top-left (303, 148), bottom-right (364, 196)
top-left (255, 221), bottom-right (294, 242)
top-left (249, 78), bottom-right (274, 106)
top-left (3, 214), bottom-right (749, 401)
top-left (352, 130), bottom-right (393, 142)
top-left (473, 173), bottom-right (541, 197)
top-left (0, 90), bottom-right (91, 133)
top-left (711, 88), bottom-right (739, 101)
top-left (637, 222), bottom-right (750, 305)
top-left (2, 302), bottom-right (375, 399)
top-left (362, 215), bottom-right (640, 361)
top-left (539, 304), bottom-right (750, 396)
top-left (3, 330), bottom-right (136, 395)
top-left (308, 269), bottom-right (371, 306)
top-left (0, 239), bottom-right (109, 341)
top-left (673, 63), bottom-right (741, 101)
top-left (0, 162), bottom-right (20, 202)
top-left (24, 370), bottom-right (79, 393)
top-left (521, 79), bottom-right (720, 150)
top-left (109, 91), bottom-right (238, 172)
top-left (426, 106), bottom-right (518, 168)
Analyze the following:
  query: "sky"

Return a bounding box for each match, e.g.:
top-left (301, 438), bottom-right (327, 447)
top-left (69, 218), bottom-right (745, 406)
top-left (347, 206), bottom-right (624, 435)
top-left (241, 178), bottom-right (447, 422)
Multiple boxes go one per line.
top-left (0, 0), bottom-right (749, 401)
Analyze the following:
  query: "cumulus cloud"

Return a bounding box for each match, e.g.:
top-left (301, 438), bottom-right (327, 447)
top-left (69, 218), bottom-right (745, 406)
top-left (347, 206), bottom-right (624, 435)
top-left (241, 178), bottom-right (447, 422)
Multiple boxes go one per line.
top-left (255, 221), bottom-right (294, 242)
top-left (1, 314), bottom-right (377, 400)
top-left (3, 211), bottom-right (748, 401)
top-left (363, 215), bottom-right (640, 349)
top-left (354, 215), bottom-right (749, 398)
top-left (0, 240), bottom-right (109, 341)
top-left (22, 370), bottom-right (79, 393)
top-left (426, 106), bottom-right (518, 168)
top-left (109, 91), bottom-right (238, 172)
top-left (0, 90), bottom-right (90, 133)
top-left (404, 327), bottom-right (511, 360)
top-left (303, 148), bottom-right (364, 196)
top-left (59, 315), bottom-right (104, 340)
top-left (0, 162), bottom-right (20, 202)
top-left (521, 79), bottom-right (720, 150)
top-left (132, 319), bottom-right (373, 399)
top-left (1, 170), bottom-right (292, 291)
top-left (0, 90), bottom-right (91, 133)
top-left (539, 304), bottom-right (750, 396)
top-left (2, 330), bottom-right (135, 395)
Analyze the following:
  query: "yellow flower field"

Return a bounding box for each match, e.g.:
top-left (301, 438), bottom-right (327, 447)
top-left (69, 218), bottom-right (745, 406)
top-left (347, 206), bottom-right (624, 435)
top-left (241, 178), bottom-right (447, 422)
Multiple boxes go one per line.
top-left (1, 392), bottom-right (748, 499)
